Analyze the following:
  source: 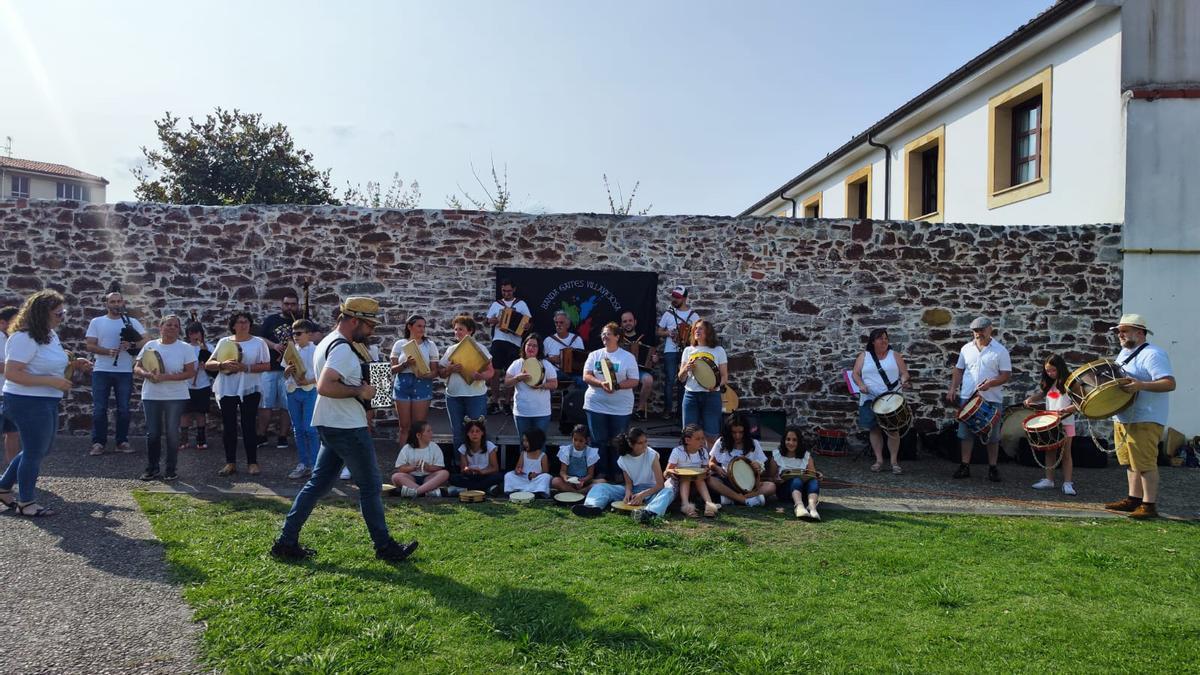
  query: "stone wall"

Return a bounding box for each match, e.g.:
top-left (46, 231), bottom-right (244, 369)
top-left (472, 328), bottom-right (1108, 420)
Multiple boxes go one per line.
top-left (0, 199), bottom-right (1123, 436)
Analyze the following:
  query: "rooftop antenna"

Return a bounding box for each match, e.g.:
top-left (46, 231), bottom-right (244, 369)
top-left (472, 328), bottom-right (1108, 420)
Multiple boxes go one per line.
top-left (2, 137), bottom-right (11, 157)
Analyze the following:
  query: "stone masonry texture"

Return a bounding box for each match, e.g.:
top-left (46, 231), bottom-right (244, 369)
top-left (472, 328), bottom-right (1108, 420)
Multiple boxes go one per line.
top-left (0, 199), bottom-right (1122, 436)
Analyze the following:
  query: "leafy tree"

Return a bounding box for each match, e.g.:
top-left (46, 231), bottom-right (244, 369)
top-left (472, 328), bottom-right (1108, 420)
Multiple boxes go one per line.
top-left (343, 172), bottom-right (422, 208)
top-left (603, 173), bottom-right (651, 216)
top-left (133, 108), bottom-right (338, 205)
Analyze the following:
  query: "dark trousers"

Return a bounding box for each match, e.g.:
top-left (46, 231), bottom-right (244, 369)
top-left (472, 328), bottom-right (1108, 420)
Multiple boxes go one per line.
top-left (219, 393), bottom-right (260, 464)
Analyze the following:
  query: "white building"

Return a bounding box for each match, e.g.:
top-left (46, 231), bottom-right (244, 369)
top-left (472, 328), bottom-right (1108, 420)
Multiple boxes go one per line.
top-left (0, 156), bottom-right (108, 203)
top-left (743, 0), bottom-right (1199, 435)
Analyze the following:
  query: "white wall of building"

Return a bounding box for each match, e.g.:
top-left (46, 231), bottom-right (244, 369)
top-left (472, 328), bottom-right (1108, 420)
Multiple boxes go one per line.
top-left (5, 172), bottom-right (106, 202)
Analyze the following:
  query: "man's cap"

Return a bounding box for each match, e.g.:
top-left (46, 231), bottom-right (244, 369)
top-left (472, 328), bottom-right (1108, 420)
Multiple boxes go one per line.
top-left (340, 297), bottom-right (381, 324)
top-left (1112, 313), bottom-right (1152, 334)
top-left (671, 285), bottom-right (688, 298)
top-left (969, 317), bottom-right (993, 330)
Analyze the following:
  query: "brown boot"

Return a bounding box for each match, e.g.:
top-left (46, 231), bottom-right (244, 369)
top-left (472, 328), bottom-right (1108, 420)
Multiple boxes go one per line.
top-left (1129, 502), bottom-right (1159, 519)
top-left (1104, 496), bottom-right (1141, 512)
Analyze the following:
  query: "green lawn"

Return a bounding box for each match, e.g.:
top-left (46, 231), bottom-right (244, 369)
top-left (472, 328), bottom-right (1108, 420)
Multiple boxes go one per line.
top-left (137, 493), bottom-right (1199, 674)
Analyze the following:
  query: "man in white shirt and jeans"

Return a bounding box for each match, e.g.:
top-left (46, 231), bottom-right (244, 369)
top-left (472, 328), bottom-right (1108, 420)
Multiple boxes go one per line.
top-left (84, 292), bottom-right (148, 455)
top-left (946, 316), bottom-right (1011, 482)
top-left (273, 297), bottom-right (418, 563)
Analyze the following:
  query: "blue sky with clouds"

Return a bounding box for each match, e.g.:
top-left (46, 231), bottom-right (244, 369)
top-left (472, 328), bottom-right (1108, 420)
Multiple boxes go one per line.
top-left (3, 0), bottom-right (1053, 215)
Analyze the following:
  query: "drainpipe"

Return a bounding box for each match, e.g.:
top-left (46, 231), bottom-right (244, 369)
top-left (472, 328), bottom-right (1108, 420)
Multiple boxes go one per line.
top-left (867, 133), bottom-right (891, 220)
top-left (779, 190), bottom-right (798, 218)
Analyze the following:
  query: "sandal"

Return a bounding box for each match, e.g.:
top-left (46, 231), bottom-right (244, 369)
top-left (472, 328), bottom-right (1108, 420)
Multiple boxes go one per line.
top-left (15, 501), bottom-right (55, 517)
top-left (870, 462), bottom-right (882, 473)
top-left (891, 465), bottom-right (903, 475)
top-left (703, 501), bottom-right (720, 518)
top-left (0, 489), bottom-right (15, 509)
top-left (218, 463), bottom-right (237, 477)
top-left (247, 464), bottom-right (261, 476)
top-left (681, 503), bottom-right (698, 518)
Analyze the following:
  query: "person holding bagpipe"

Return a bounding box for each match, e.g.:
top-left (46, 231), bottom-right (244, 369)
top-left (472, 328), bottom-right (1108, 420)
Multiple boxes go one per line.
top-left (84, 289), bottom-right (148, 456)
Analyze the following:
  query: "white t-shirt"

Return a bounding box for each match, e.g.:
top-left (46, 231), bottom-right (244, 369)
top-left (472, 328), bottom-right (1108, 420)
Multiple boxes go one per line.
top-left (710, 437), bottom-right (768, 468)
top-left (505, 358), bottom-right (557, 417)
top-left (189, 341), bottom-right (215, 390)
top-left (667, 445), bottom-right (709, 469)
top-left (955, 340), bottom-right (1012, 404)
top-left (681, 345), bottom-right (728, 392)
top-left (1115, 343), bottom-right (1173, 426)
top-left (439, 340), bottom-right (492, 398)
top-left (390, 337), bottom-right (439, 376)
top-left (458, 441), bottom-right (499, 471)
top-left (211, 336), bottom-right (270, 400)
top-left (136, 339), bottom-right (194, 401)
top-left (2, 331), bottom-right (69, 398)
top-left (310, 331), bottom-right (368, 429)
top-left (557, 444), bottom-right (601, 470)
top-left (617, 448), bottom-right (660, 487)
top-left (859, 350), bottom-right (900, 404)
top-left (86, 315), bottom-right (146, 373)
top-left (285, 342), bottom-right (317, 392)
top-left (395, 442), bottom-right (445, 476)
top-left (543, 332), bottom-right (584, 359)
top-left (486, 299), bottom-right (532, 347)
top-left (772, 450), bottom-right (811, 473)
top-left (516, 450), bottom-right (548, 475)
top-left (1043, 387), bottom-right (1075, 425)
top-left (582, 347), bottom-right (638, 416)
top-left (658, 308), bottom-right (698, 353)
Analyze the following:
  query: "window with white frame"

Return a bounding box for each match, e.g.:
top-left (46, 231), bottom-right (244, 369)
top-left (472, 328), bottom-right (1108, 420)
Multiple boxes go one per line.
top-left (57, 181), bottom-right (87, 200)
top-left (10, 175), bottom-right (30, 198)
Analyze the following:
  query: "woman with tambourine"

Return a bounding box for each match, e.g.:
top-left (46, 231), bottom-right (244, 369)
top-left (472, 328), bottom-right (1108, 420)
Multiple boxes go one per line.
top-left (678, 319), bottom-right (728, 448)
top-left (206, 311), bottom-right (271, 477)
top-left (582, 322), bottom-right (639, 483)
top-left (850, 328), bottom-right (911, 474)
top-left (504, 333), bottom-right (558, 437)
top-left (134, 315), bottom-right (196, 482)
top-left (0, 290), bottom-right (92, 517)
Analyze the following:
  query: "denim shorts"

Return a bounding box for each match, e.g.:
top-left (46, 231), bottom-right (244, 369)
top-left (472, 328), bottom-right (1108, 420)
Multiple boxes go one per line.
top-left (259, 370), bottom-right (288, 409)
top-left (392, 372), bottom-right (433, 402)
top-left (858, 402), bottom-right (878, 430)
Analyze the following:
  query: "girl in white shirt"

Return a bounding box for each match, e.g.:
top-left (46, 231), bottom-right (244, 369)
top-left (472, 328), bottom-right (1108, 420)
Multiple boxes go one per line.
top-left (391, 421), bottom-right (449, 498)
top-left (678, 320), bottom-right (728, 447)
top-left (504, 333), bottom-right (558, 438)
top-left (504, 427), bottom-right (552, 497)
top-left (389, 314), bottom-right (440, 460)
top-left (0, 290), bottom-right (92, 516)
top-left (551, 424), bottom-right (604, 493)
top-left (769, 426), bottom-right (822, 521)
top-left (182, 320), bottom-right (215, 450)
top-left (707, 412), bottom-right (776, 507)
top-left (1023, 353), bottom-right (1080, 496)
top-left (449, 419), bottom-right (502, 494)
top-left (665, 424), bottom-right (720, 518)
top-left (572, 427), bottom-right (673, 524)
top-left (205, 312), bottom-right (271, 477)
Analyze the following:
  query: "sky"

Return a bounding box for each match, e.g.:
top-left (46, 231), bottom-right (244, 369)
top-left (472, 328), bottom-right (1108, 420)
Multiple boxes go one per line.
top-left (2, 0), bottom-right (1055, 216)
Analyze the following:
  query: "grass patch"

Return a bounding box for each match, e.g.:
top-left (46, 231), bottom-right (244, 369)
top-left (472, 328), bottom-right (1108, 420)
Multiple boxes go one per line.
top-left (137, 493), bottom-right (1200, 674)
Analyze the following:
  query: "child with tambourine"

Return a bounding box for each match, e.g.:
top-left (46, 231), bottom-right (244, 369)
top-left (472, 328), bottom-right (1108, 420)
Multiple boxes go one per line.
top-left (504, 427), bottom-right (552, 498)
top-left (769, 426), bottom-right (822, 521)
top-left (1023, 353), bottom-right (1078, 496)
top-left (664, 424), bottom-right (720, 517)
top-left (449, 418), bottom-right (502, 494)
top-left (552, 424), bottom-right (603, 494)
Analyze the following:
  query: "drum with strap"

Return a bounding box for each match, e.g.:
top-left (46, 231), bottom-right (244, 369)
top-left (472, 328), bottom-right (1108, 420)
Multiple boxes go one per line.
top-left (870, 392), bottom-right (911, 437)
top-left (1064, 359), bottom-right (1136, 419)
top-left (956, 393), bottom-right (1001, 440)
top-left (1022, 412), bottom-right (1066, 452)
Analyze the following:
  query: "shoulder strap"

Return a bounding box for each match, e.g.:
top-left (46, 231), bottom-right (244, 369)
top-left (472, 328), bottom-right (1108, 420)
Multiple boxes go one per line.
top-left (1119, 342), bottom-right (1149, 367)
top-left (550, 334), bottom-right (568, 347)
top-left (325, 337), bottom-right (367, 362)
top-left (868, 349), bottom-right (896, 391)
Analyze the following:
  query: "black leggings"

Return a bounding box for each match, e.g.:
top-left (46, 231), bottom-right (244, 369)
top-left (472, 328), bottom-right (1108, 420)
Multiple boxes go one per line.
top-left (219, 394), bottom-right (260, 464)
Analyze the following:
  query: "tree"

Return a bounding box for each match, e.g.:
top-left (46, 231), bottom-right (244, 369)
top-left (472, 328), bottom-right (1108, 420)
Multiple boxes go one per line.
top-left (132, 108), bottom-right (338, 205)
top-left (342, 173), bottom-right (422, 209)
top-left (603, 174), bottom-right (651, 216)
top-left (445, 158), bottom-right (512, 212)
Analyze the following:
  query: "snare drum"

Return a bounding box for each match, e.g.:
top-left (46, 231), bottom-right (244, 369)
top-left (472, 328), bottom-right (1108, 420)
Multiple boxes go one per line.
top-left (870, 392), bottom-right (912, 437)
top-left (956, 394), bottom-right (1001, 440)
top-left (1064, 358), bottom-right (1136, 419)
top-left (1021, 412), bottom-right (1065, 452)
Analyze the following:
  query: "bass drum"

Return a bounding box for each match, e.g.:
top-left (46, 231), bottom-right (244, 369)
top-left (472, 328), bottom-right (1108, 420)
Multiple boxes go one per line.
top-left (999, 405), bottom-right (1035, 461)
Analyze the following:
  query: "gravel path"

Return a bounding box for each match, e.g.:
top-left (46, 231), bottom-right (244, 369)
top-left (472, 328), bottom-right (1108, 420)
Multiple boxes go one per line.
top-left (3, 432), bottom-right (1197, 674)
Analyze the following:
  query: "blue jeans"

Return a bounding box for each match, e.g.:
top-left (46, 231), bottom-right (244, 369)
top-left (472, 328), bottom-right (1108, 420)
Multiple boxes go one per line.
top-left (682, 390), bottom-right (723, 436)
top-left (144, 399), bottom-right (185, 474)
top-left (279, 426), bottom-right (392, 551)
top-left (583, 481), bottom-right (676, 517)
top-left (784, 477), bottom-right (820, 499)
top-left (514, 415), bottom-right (551, 439)
top-left (91, 371), bottom-right (133, 445)
top-left (446, 394), bottom-right (487, 454)
top-left (585, 410), bottom-right (631, 480)
top-left (286, 388), bottom-right (319, 468)
top-left (0, 394), bottom-right (60, 503)
top-left (663, 351), bottom-right (682, 415)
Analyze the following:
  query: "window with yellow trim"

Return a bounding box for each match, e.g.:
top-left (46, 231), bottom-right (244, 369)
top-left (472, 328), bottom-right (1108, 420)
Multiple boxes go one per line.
top-left (844, 165), bottom-right (872, 219)
top-left (903, 125), bottom-right (944, 222)
top-left (801, 192), bottom-right (822, 218)
top-left (988, 66), bottom-right (1051, 208)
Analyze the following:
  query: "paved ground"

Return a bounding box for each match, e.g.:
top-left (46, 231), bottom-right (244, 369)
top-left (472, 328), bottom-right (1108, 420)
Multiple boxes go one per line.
top-left (3, 433), bottom-right (1198, 674)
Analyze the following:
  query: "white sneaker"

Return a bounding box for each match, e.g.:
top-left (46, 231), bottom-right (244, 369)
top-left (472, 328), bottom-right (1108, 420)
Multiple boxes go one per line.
top-left (400, 486), bottom-right (417, 498)
top-left (1062, 482), bottom-right (1076, 496)
top-left (720, 496), bottom-right (733, 506)
top-left (286, 463), bottom-right (308, 480)
top-left (794, 503), bottom-right (805, 519)
top-left (1031, 478), bottom-right (1055, 490)
top-left (340, 467), bottom-right (351, 480)
top-left (808, 507), bottom-right (820, 521)
top-left (746, 495), bottom-right (765, 507)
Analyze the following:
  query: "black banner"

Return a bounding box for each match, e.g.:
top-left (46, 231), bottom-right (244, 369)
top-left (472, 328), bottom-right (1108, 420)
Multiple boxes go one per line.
top-left (495, 267), bottom-right (659, 352)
